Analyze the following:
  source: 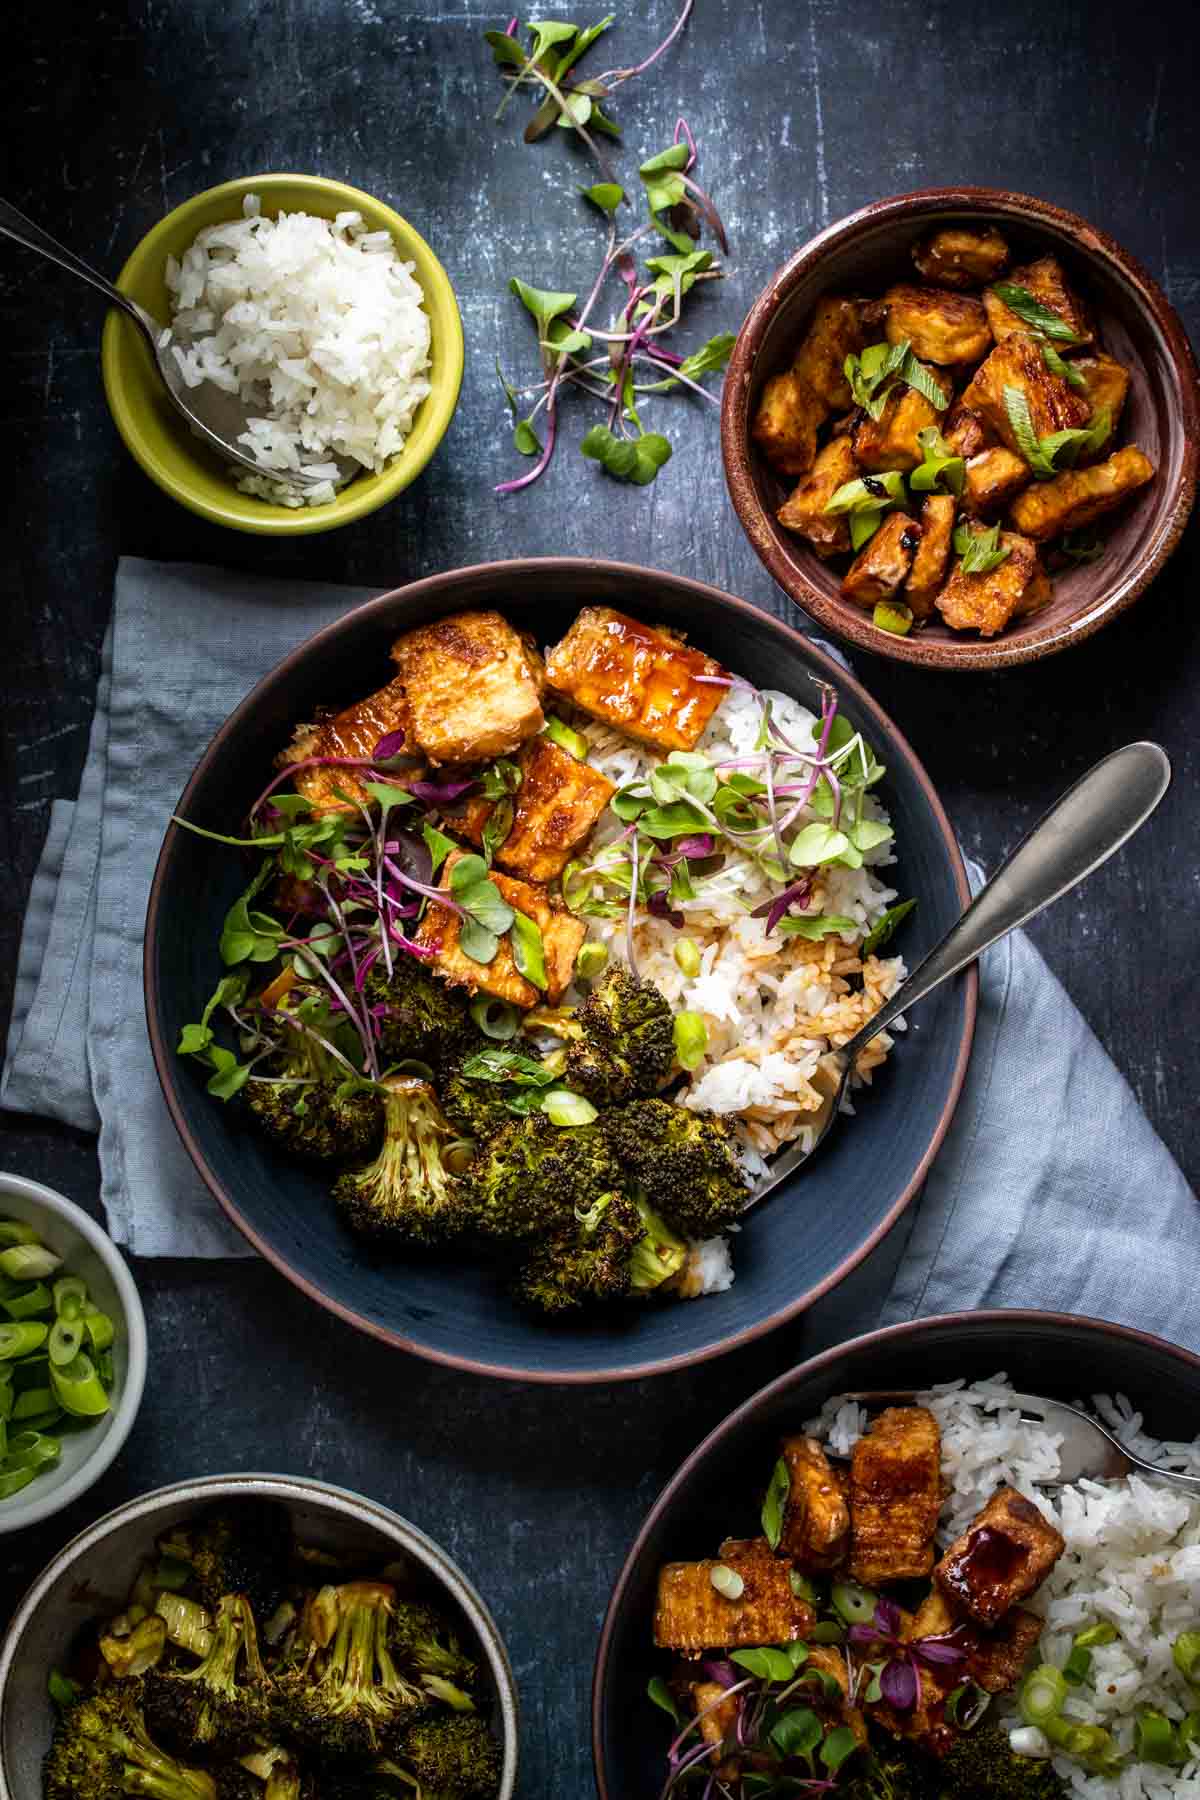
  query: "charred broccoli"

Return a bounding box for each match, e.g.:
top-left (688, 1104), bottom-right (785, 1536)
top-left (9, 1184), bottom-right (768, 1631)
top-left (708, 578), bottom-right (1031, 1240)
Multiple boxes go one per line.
top-left (45, 1684), bottom-right (217, 1800)
top-left (511, 1190), bottom-right (643, 1314)
top-left (561, 967), bottom-right (674, 1104)
top-left (397, 1714), bottom-right (502, 1800)
top-left (271, 1581), bottom-right (425, 1762)
top-left (465, 1113), bottom-right (621, 1240)
top-left (188, 1499), bottom-right (291, 1621)
top-left (628, 1193), bottom-right (688, 1294)
top-left (143, 1595), bottom-right (270, 1759)
top-left (246, 1033), bottom-right (382, 1166)
top-left (939, 1723), bottom-right (1067, 1799)
top-left (389, 1601), bottom-right (480, 1709)
top-left (603, 1098), bottom-right (748, 1237)
top-left (362, 959), bottom-right (479, 1075)
top-left (333, 1075), bottom-right (470, 1244)
top-left (440, 1069), bottom-right (521, 1143)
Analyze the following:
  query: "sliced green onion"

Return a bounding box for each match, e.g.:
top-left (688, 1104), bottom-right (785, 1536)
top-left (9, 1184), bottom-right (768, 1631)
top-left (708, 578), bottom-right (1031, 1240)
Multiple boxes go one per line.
top-left (153, 1555), bottom-right (193, 1592)
top-left (1, 1283), bottom-right (52, 1321)
top-left (541, 1089), bottom-right (598, 1127)
top-left (673, 1011), bottom-right (707, 1072)
top-left (48, 1318), bottom-right (86, 1368)
top-left (945, 1682), bottom-right (991, 1729)
top-left (0, 1466), bottom-right (39, 1498)
top-left (98, 1349), bottom-right (115, 1386)
top-left (84, 1310), bottom-right (115, 1354)
top-left (831, 1582), bottom-right (877, 1626)
top-left (0, 1244), bottom-right (62, 1282)
top-left (52, 1276), bottom-right (88, 1321)
top-left (544, 715), bottom-right (590, 761)
top-left (11, 1387), bottom-right (56, 1420)
top-left (1178, 1712), bottom-right (1200, 1754)
top-left (1020, 1664), bottom-right (1068, 1727)
top-left (3, 1429), bottom-right (61, 1471)
top-left (13, 1408), bottom-right (63, 1434)
top-left (709, 1564), bottom-right (744, 1600)
top-left (1074, 1621), bottom-right (1118, 1650)
top-left (1062, 1643), bottom-right (1092, 1685)
top-left (1044, 1716), bottom-right (1116, 1765)
top-left (0, 1221), bottom-right (41, 1248)
top-left (154, 1593), bottom-right (214, 1658)
top-left (0, 1322), bottom-right (49, 1361)
top-left (574, 941), bottom-right (608, 982)
top-left (469, 995), bottom-right (519, 1041)
top-left (673, 939), bottom-right (702, 978)
top-left (1174, 1631), bottom-right (1200, 1684)
top-left (49, 1350), bottom-right (111, 1418)
top-left (1135, 1710), bottom-right (1182, 1765)
top-left (873, 601), bottom-right (913, 637)
top-left (47, 1669), bottom-right (83, 1711)
top-left (824, 471), bottom-right (907, 515)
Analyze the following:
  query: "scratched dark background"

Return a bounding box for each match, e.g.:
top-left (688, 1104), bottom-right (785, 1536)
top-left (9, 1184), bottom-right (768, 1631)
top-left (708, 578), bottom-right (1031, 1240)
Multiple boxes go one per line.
top-left (1, 0), bottom-right (1197, 1792)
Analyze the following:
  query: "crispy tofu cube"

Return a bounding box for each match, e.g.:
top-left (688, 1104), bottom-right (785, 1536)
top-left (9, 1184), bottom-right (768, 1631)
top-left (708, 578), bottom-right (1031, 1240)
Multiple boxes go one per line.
top-left (935, 1486), bottom-right (1066, 1626)
top-left (1008, 445), bottom-right (1155, 541)
top-left (776, 437), bottom-right (859, 558)
top-left (778, 1437), bottom-right (851, 1570)
top-left (544, 608), bottom-right (727, 752)
top-left (751, 370), bottom-right (827, 476)
top-left (942, 402), bottom-right (996, 459)
top-left (984, 254), bottom-right (1094, 346)
top-left (792, 296), bottom-right (865, 409)
top-left (453, 735), bottom-right (614, 883)
top-left (278, 673), bottom-right (419, 816)
top-left (848, 1407), bottom-right (942, 1586)
top-left (913, 226), bottom-right (1010, 290)
top-left (884, 284), bottom-right (992, 366)
top-left (390, 611), bottom-right (545, 765)
top-left (906, 1588), bottom-right (1039, 1694)
top-left (415, 851), bottom-right (585, 1009)
top-left (905, 494), bottom-right (956, 619)
top-left (936, 530), bottom-right (1051, 635)
top-left (853, 367), bottom-right (950, 471)
top-left (1073, 353), bottom-right (1129, 455)
top-left (654, 1538), bottom-right (815, 1653)
top-left (961, 333), bottom-right (1091, 454)
top-left (841, 513), bottom-right (919, 608)
top-left (689, 1681), bottom-right (739, 1776)
top-left (962, 447), bottom-right (1032, 518)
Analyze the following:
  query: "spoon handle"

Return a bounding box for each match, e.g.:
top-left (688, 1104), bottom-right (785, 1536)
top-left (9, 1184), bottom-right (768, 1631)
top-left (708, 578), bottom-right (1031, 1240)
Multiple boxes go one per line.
top-left (848, 742), bottom-right (1171, 1053)
top-left (0, 196), bottom-right (154, 340)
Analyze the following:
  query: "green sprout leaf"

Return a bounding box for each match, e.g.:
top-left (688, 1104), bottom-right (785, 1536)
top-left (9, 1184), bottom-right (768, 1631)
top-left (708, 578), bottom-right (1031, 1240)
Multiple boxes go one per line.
top-left (510, 911), bottom-right (548, 989)
top-left (422, 823), bottom-right (456, 878)
top-left (762, 1455), bottom-right (790, 1549)
top-left (509, 278), bottom-right (577, 337)
top-left (863, 898), bottom-right (917, 955)
top-left (770, 1707), bottom-right (823, 1760)
top-left (788, 822), bottom-right (852, 869)
top-left (581, 181), bottom-right (624, 214)
top-left (514, 418), bottom-right (542, 456)
top-left (647, 1675), bottom-right (680, 1725)
top-left (580, 423), bottom-right (672, 485)
top-left (778, 913), bottom-right (856, 941)
top-left (219, 867), bottom-right (283, 967)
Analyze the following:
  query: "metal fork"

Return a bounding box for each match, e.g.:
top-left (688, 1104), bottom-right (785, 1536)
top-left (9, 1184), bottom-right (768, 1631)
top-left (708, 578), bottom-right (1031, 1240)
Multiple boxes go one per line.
top-left (849, 1389), bottom-right (1200, 1494)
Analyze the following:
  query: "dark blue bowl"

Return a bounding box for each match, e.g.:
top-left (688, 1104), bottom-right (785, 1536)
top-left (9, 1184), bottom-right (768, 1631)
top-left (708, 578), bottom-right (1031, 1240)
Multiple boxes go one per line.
top-left (144, 558), bottom-right (974, 1382)
top-left (591, 1310), bottom-right (1200, 1797)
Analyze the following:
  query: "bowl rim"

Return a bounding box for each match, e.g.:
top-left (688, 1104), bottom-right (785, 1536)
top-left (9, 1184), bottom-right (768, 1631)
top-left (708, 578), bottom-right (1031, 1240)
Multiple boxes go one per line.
top-left (589, 1305), bottom-right (1200, 1798)
top-left (0, 1172), bottom-right (147, 1535)
top-left (99, 171), bottom-right (465, 537)
top-left (142, 555), bottom-right (978, 1384)
top-left (721, 183), bottom-right (1200, 671)
top-left (0, 1471), bottom-right (519, 1800)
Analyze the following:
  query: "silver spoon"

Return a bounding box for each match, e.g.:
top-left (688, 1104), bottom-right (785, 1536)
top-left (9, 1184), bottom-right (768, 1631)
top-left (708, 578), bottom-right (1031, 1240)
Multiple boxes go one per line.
top-left (0, 195), bottom-right (346, 492)
top-left (750, 741), bottom-right (1171, 1208)
top-left (848, 1389), bottom-right (1200, 1494)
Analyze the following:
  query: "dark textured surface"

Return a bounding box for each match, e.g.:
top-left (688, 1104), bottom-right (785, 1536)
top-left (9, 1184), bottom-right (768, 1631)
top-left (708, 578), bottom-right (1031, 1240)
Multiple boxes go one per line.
top-left (0, 1), bottom-right (1196, 1793)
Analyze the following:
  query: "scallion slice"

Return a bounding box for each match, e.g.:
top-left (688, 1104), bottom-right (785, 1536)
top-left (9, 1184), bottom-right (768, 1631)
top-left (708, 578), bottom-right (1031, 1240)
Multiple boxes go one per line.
top-left (1019, 1664), bottom-right (1068, 1728)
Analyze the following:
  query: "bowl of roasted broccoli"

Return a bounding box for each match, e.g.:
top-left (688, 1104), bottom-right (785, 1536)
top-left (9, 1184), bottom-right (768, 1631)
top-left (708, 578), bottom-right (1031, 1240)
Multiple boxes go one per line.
top-left (0, 1475), bottom-right (518, 1800)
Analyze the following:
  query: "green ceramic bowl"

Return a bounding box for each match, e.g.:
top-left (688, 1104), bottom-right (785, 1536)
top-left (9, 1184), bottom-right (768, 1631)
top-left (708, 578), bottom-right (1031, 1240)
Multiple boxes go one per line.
top-left (100, 173), bottom-right (465, 535)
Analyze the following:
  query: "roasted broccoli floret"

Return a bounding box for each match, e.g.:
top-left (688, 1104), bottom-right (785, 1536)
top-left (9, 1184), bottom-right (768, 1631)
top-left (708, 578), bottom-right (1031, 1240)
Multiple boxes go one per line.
top-left (271, 1582), bottom-right (425, 1763)
top-left (188, 1499), bottom-right (292, 1621)
top-left (465, 1113), bottom-right (621, 1240)
top-left (397, 1714), bottom-right (502, 1800)
top-left (389, 1601), bottom-right (481, 1709)
top-left (45, 1685), bottom-right (216, 1800)
top-left (628, 1193), bottom-right (688, 1294)
top-left (143, 1595), bottom-right (270, 1759)
top-left (440, 1070), bottom-right (520, 1143)
top-left (562, 967), bottom-right (674, 1104)
top-left (511, 1190), bottom-right (643, 1314)
top-left (245, 996), bottom-right (382, 1165)
top-left (333, 1075), bottom-right (469, 1244)
top-left (939, 1724), bottom-right (1067, 1799)
top-left (603, 1098), bottom-right (748, 1237)
top-left (839, 1743), bottom-right (928, 1800)
top-left (362, 960), bottom-right (479, 1075)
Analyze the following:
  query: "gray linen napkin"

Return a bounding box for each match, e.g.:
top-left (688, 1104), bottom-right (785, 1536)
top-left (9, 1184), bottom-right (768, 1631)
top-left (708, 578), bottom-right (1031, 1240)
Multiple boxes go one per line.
top-left (4, 560), bottom-right (1198, 1354)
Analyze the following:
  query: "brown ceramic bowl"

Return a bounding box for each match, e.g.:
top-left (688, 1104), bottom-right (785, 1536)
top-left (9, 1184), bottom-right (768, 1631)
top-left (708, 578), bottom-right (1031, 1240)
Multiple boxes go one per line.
top-left (722, 186), bottom-right (1200, 670)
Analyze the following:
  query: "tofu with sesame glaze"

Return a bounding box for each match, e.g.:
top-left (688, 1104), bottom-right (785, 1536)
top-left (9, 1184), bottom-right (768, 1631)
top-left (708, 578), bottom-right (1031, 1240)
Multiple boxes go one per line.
top-left (960, 333), bottom-right (1091, 454)
top-left (883, 284), bottom-right (993, 366)
top-left (654, 1538), bottom-right (815, 1653)
top-left (841, 513), bottom-right (919, 608)
top-left (751, 370), bottom-right (826, 476)
top-left (848, 1406), bottom-right (942, 1586)
top-left (414, 850), bottom-right (585, 1009)
top-left (1072, 352), bottom-right (1129, 457)
top-left (544, 608), bottom-right (727, 752)
top-left (853, 366), bottom-right (951, 472)
top-left (934, 1485), bottom-right (1066, 1626)
top-left (390, 611), bottom-right (545, 765)
top-left (777, 1436), bottom-right (851, 1570)
top-left (1009, 445), bottom-right (1154, 542)
top-left (277, 673), bottom-right (420, 817)
top-left (776, 437), bottom-right (858, 558)
top-left (936, 530), bottom-right (1051, 636)
top-left (792, 296), bottom-right (865, 409)
top-left (912, 226), bottom-right (1010, 290)
top-left (453, 734), bottom-right (615, 883)
top-left (942, 401), bottom-right (996, 459)
top-left (905, 494), bottom-right (956, 619)
top-left (984, 254), bottom-right (1094, 347)
top-left (907, 1587), bottom-right (1042, 1695)
top-left (962, 447), bottom-right (1032, 519)
top-left (689, 1681), bottom-right (739, 1776)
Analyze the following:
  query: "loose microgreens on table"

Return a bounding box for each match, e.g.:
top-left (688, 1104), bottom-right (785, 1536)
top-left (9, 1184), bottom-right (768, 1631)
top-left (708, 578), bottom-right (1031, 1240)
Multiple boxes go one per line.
top-left (487, 7), bottom-right (733, 491)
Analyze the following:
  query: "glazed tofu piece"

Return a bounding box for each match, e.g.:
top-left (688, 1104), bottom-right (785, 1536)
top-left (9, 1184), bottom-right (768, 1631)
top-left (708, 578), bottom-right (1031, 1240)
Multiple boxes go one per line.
top-left (776, 437), bottom-right (858, 558)
top-left (962, 447), bottom-right (1032, 518)
top-left (454, 735), bottom-right (614, 883)
top-left (1071, 352), bottom-right (1130, 456)
top-left (751, 370), bottom-right (826, 476)
top-left (415, 851), bottom-right (585, 1009)
top-left (777, 1436), bottom-right (851, 1569)
top-left (961, 334), bottom-right (1091, 454)
top-left (792, 295), bottom-right (865, 410)
top-left (853, 367), bottom-right (950, 471)
top-left (278, 673), bottom-right (419, 816)
top-left (936, 530), bottom-right (1051, 635)
top-left (935, 1486), bottom-right (1066, 1626)
top-left (942, 402), bottom-right (996, 459)
top-left (390, 612), bottom-right (545, 765)
top-left (883, 284), bottom-right (992, 366)
top-left (1008, 445), bottom-right (1155, 541)
top-left (984, 254), bottom-right (1094, 346)
top-left (905, 494), bottom-right (956, 619)
top-left (654, 1538), bottom-right (815, 1653)
top-left (848, 1406), bottom-right (942, 1586)
top-left (805, 1645), bottom-right (868, 1745)
top-left (906, 1589), bottom-right (1040, 1694)
top-left (841, 513), bottom-right (920, 608)
top-left (544, 608), bottom-right (727, 752)
top-left (912, 226), bottom-right (1010, 290)
top-left (689, 1682), bottom-right (739, 1775)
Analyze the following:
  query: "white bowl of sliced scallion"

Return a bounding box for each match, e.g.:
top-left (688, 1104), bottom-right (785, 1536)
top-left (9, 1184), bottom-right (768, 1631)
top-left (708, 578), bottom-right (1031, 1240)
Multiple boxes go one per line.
top-left (0, 1174), bottom-right (146, 1533)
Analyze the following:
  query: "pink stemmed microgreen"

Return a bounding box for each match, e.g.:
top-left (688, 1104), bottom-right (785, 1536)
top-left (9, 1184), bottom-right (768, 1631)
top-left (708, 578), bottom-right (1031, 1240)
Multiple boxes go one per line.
top-left (847, 1595), bottom-right (968, 1712)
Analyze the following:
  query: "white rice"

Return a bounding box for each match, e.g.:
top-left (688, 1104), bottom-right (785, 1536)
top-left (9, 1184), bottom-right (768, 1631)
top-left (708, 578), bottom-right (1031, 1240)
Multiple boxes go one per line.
top-left (807, 1376), bottom-right (1200, 1799)
top-left (165, 194), bottom-right (431, 507)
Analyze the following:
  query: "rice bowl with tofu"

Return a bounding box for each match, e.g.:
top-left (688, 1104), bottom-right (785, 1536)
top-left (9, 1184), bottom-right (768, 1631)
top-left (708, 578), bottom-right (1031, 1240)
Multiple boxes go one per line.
top-left (171, 605), bottom-right (914, 1318)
